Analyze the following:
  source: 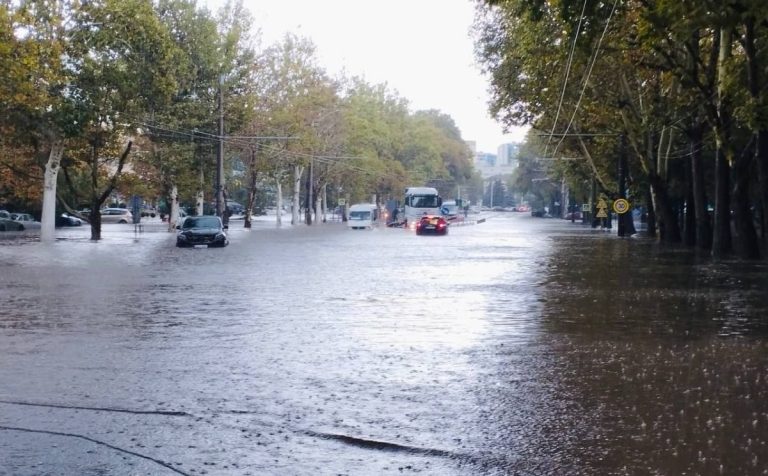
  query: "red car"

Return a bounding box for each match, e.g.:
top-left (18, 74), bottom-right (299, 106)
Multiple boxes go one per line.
top-left (415, 215), bottom-right (448, 235)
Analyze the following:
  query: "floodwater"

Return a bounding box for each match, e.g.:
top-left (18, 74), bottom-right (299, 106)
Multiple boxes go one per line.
top-left (1, 214), bottom-right (767, 475)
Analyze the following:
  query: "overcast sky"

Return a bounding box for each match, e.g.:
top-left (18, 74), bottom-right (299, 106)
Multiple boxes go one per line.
top-left (204, 0), bottom-right (528, 153)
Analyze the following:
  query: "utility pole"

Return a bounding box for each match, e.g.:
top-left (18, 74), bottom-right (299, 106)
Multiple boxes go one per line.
top-left (215, 76), bottom-right (225, 222)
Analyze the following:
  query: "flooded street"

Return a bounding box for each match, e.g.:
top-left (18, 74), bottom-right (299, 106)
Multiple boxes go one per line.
top-left (1, 214), bottom-right (767, 475)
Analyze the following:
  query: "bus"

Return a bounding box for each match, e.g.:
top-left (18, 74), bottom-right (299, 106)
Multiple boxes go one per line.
top-left (402, 187), bottom-right (442, 226)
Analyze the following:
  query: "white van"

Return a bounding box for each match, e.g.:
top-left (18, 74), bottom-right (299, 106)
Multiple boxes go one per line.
top-left (347, 203), bottom-right (378, 229)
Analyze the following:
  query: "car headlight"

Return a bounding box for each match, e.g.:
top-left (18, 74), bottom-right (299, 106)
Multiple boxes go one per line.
top-left (178, 233), bottom-right (189, 240)
top-left (215, 233), bottom-right (226, 240)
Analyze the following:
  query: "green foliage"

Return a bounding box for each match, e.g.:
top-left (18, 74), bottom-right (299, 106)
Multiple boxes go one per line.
top-left (1, 2), bottom-right (477, 214)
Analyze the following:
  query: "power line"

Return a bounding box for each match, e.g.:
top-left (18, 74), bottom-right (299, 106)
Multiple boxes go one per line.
top-left (544, 0), bottom-right (590, 158)
top-left (552, 0), bottom-right (620, 158)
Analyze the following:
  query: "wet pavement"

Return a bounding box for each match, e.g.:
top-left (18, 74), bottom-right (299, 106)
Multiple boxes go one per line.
top-left (1, 214), bottom-right (767, 475)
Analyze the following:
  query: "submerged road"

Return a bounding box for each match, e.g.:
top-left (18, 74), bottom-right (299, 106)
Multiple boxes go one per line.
top-left (1, 214), bottom-right (767, 475)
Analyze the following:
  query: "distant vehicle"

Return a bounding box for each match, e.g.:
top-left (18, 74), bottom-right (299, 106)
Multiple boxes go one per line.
top-left (100, 208), bottom-right (132, 224)
top-left (141, 207), bottom-right (157, 218)
top-left (403, 187), bottom-right (441, 227)
top-left (56, 213), bottom-right (84, 227)
top-left (176, 215), bottom-right (229, 248)
top-left (347, 203), bottom-right (378, 229)
top-left (415, 215), bottom-right (448, 235)
top-left (226, 201), bottom-right (245, 215)
top-left (0, 210), bottom-right (24, 231)
top-left (440, 200), bottom-right (460, 220)
top-left (174, 208), bottom-right (188, 228)
top-left (11, 213), bottom-right (41, 230)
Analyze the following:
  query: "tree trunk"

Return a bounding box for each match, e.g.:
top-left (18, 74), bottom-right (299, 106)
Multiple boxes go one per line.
top-left (245, 184), bottom-right (254, 229)
top-left (732, 148), bottom-right (760, 259)
top-left (757, 130), bottom-right (768, 242)
top-left (321, 183), bottom-right (327, 223)
top-left (245, 151), bottom-right (256, 229)
top-left (645, 185), bottom-right (657, 237)
top-left (40, 138), bottom-right (64, 242)
top-left (683, 157), bottom-right (696, 247)
top-left (617, 136), bottom-right (636, 237)
top-left (744, 17), bottom-right (768, 246)
top-left (712, 27), bottom-right (733, 258)
top-left (292, 164), bottom-right (302, 225)
top-left (712, 146), bottom-right (732, 257)
top-left (649, 172), bottom-right (681, 243)
top-left (689, 121), bottom-right (712, 250)
top-left (275, 178), bottom-right (283, 227)
top-left (89, 143), bottom-right (102, 241)
top-left (305, 161), bottom-right (313, 225)
top-left (196, 163), bottom-right (204, 216)
top-left (168, 185), bottom-right (179, 232)
top-left (88, 139), bottom-right (132, 240)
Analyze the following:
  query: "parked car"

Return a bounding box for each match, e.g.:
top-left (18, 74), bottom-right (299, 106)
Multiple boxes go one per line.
top-left (141, 207), bottom-right (157, 218)
top-left (11, 213), bottom-right (41, 230)
top-left (415, 215), bottom-right (448, 235)
top-left (176, 215), bottom-right (228, 248)
top-left (100, 208), bottom-right (133, 224)
top-left (0, 210), bottom-right (25, 231)
top-left (56, 213), bottom-right (84, 227)
top-left (174, 208), bottom-right (188, 228)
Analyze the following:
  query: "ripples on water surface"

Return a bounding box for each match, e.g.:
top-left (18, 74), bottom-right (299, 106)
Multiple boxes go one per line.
top-left (1, 215), bottom-right (767, 475)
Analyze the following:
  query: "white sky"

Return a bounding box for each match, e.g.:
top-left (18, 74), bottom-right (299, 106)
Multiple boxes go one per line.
top-left (204, 0), bottom-right (528, 153)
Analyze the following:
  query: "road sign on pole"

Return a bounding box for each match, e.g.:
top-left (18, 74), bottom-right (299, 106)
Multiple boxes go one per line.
top-left (595, 197), bottom-right (609, 219)
top-left (613, 198), bottom-right (630, 215)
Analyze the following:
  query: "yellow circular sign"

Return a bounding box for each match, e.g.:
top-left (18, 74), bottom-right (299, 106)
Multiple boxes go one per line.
top-left (613, 198), bottom-right (630, 214)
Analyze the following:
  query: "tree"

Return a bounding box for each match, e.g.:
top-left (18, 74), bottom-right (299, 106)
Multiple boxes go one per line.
top-left (474, 0), bottom-right (767, 259)
top-left (0, 0), bottom-right (72, 240)
top-left (62, 0), bottom-right (178, 240)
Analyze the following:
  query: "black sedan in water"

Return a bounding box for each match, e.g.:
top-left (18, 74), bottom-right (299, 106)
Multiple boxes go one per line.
top-left (176, 215), bottom-right (229, 248)
top-left (415, 215), bottom-right (448, 235)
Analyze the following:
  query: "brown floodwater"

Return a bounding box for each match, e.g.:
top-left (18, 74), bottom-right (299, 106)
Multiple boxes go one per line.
top-left (0, 214), bottom-right (766, 475)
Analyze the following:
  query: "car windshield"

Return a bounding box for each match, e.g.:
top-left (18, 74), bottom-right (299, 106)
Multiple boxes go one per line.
top-left (182, 216), bottom-right (220, 229)
top-left (409, 195), bottom-right (439, 208)
top-left (350, 211), bottom-right (370, 220)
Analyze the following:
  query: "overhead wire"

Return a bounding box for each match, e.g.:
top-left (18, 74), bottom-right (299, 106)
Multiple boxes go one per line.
top-left (133, 116), bottom-right (405, 182)
top-left (544, 0), bottom-right (590, 158)
top-left (551, 0), bottom-right (620, 158)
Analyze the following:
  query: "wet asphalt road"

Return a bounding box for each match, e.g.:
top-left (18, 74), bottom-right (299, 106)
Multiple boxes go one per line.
top-left (1, 214), bottom-right (767, 475)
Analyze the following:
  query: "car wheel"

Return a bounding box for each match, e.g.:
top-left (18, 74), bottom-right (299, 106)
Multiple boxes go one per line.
top-left (18, 224), bottom-right (24, 231)
top-left (119, 219), bottom-right (127, 224)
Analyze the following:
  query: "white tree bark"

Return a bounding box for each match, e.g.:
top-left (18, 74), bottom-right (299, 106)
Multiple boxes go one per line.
top-left (292, 164), bottom-right (303, 225)
top-left (321, 183), bottom-right (327, 222)
top-left (40, 139), bottom-right (64, 242)
top-left (196, 190), bottom-right (204, 216)
top-left (275, 178), bottom-right (283, 226)
top-left (196, 165), bottom-right (205, 216)
top-left (168, 185), bottom-right (179, 232)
